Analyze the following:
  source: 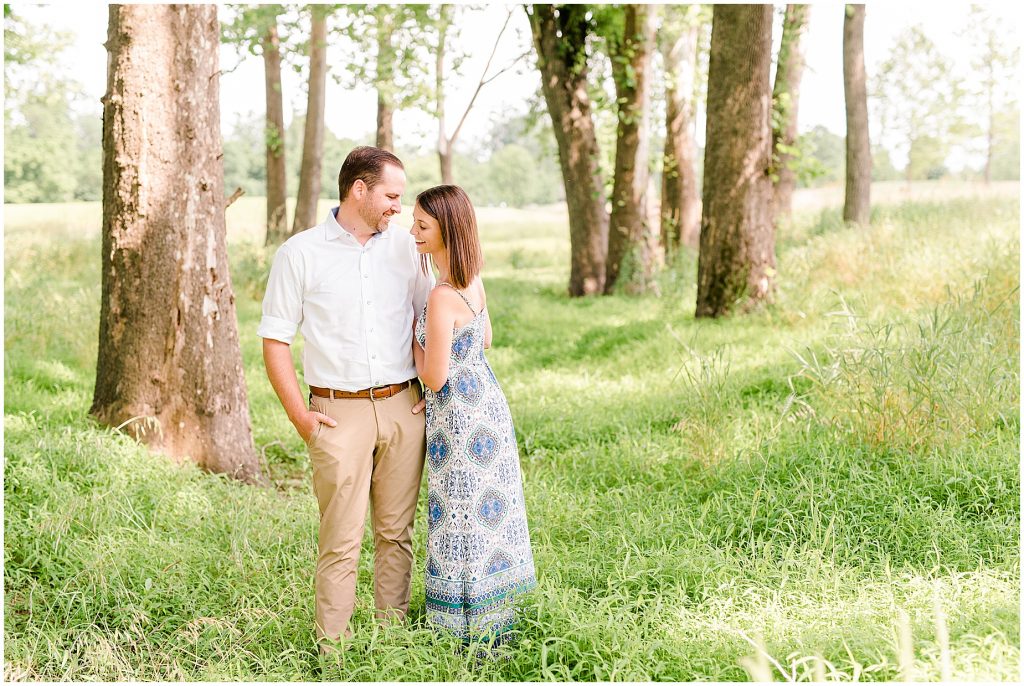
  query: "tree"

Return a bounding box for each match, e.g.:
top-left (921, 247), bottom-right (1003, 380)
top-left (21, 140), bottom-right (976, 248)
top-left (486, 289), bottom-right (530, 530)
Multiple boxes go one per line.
top-left (261, 12), bottom-right (289, 244)
top-left (604, 4), bottom-right (657, 294)
top-left (659, 5), bottom-right (704, 254)
top-left (222, 110), bottom-right (268, 198)
top-left (4, 85), bottom-right (79, 203)
top-left (963, 4), bottom-right (1020, 184)
top-left (695, 4), bottom-right (775, 318)
top-left (293, 5), bottom-right (329, 232)
top-left (222, 5), bottom-right (289, 245)
top-left (4, 7), bottom-right (82, 203)
top-left (843, 4), bottom-right (871, 225)
top-left (375, 7), bottom-right (397, 151)
top-left (94, 5), bottom-right (263, 484)
top-left (331, 5), bottom-right (431, 153)
top-left (801, 125), bottom-right (844, 185)
top-left (432, 5), bottom-right (521, 185)
top-left (988, 105), bottom-right (1020, 180)
top-left (873, 26), bottom-right (962, 182)
top-left (527, 4), bottom-right (609, 296)
top-left (771, 4), bottom-right (811, 221)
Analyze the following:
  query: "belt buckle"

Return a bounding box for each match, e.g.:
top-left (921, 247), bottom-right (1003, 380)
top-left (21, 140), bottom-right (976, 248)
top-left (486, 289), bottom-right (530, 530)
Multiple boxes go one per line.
top-left (369, 385), bottom-right (386, 402)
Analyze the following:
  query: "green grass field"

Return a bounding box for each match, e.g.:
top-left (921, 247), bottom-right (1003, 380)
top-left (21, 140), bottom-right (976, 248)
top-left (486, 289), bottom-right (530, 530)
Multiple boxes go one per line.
top-left (3, 182), bottom-right (1020, 681)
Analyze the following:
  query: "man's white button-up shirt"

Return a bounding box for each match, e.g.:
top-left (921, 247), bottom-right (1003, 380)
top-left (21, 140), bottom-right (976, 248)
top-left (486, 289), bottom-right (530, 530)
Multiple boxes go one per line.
top-left (257, 208), bottom-right (433, 391)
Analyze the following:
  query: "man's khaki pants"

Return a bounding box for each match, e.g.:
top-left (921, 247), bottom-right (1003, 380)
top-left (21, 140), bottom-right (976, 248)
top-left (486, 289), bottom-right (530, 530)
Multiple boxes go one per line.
top-left (307, 383), bottom-right (425, 642)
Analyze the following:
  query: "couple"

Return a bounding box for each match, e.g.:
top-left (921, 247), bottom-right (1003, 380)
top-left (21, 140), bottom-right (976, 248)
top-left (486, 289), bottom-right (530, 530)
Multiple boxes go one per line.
top-left (257, 146), bottom-right (536, 653)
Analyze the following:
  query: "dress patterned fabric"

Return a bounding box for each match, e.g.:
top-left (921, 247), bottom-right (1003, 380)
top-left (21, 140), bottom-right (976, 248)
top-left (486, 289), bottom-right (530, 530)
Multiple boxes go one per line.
top-left (416, 285), bottom-right (536, 643)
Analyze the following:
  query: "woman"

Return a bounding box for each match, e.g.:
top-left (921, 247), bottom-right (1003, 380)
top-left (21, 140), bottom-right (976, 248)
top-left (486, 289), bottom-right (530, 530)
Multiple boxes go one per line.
top-left (410, 185), bottom-right (536, 648)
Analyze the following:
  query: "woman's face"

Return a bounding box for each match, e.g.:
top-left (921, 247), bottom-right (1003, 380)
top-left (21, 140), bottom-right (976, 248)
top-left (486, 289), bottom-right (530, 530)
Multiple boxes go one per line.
top-left (410, 204), bottom-right (445, 255)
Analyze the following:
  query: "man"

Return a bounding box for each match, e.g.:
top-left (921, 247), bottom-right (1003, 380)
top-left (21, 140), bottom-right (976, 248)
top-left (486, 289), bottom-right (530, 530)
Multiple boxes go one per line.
top-left (258, 146), bottom-right (433, 648)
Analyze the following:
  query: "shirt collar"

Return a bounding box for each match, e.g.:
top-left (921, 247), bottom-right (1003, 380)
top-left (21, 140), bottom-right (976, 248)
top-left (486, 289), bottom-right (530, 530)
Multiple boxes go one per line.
top-left (325, 207), bottom-right (393, 242)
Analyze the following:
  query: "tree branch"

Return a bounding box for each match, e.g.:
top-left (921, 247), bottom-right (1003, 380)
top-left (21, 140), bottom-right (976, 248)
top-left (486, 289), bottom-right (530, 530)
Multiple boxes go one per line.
top-left (447, 8), bottom-right (515, 146)
top-left (225, 187), bottom-right (245, 208)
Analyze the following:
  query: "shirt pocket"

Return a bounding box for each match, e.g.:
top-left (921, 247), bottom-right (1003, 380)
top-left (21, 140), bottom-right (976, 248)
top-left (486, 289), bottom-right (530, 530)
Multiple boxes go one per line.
top-left (305, 281), bottom-right (364, 352)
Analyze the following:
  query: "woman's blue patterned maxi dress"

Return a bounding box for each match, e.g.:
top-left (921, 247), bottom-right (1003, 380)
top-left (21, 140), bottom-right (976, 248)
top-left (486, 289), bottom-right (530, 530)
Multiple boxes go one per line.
top-left (416, 285), bottom-right (536, 643)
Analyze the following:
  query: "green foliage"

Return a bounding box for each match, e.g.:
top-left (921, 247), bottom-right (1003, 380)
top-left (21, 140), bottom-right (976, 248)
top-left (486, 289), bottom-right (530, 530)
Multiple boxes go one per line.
top-left (72, 112), bottom-right (103, 201)
top-left (282, 113), bottom-right (367, 204)
top-left (329, 4), bottom-right (434, 112)
top-left (907, 135), bottom-right (949, 180)
top-left (871, 145), bottom-right (902, 182)
top-left (872, 27), bottom-right (965, 180)
top-left (223, 109), bottom-right (564, 209)
top-left (3, 7), bottom-right (95, 203)
top-left (222, 111), bottom-right (268, 200)
top-left (221, 4), bottom-right (296, 60)
top-left (989, 106), bottom-right (1021, 180)
top-left (4, 86), bottom-right (80, 203)
top-left (801, 126), bottom-right (842, 185)
top-left (4, 186), bottom-right (1019, 680)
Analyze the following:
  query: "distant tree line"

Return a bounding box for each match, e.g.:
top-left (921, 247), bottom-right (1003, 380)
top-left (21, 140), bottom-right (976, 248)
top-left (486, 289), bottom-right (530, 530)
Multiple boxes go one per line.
top-left (220, 108), bottom-right (565, 209)
top-left (6, 4), bottom-right (1018, 210)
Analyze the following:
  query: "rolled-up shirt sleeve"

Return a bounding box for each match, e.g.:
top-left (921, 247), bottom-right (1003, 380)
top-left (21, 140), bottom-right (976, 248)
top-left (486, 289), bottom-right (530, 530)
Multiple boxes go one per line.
top-left (257, 243), bottom-right (303, 344)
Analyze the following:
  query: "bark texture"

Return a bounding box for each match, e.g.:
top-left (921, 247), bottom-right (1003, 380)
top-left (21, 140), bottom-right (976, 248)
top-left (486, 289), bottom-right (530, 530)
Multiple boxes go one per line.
top-left (695, 4), bottom-right (776, 318)
top-left (527, 4), bottom-right (608, 296)
top-left (605, 5), bottom-right (658, 294)
top-left (843, 4), bottom-right (871, 225)
top-left (94, 4), bottom-right (263, 484)
top-left (771, 4), bottom-right (810, 220)
top-left (262, 16), bottom-right (288, 245)
top-left (660, 15), bottom-right (701, 253)
top-left (293, 9), bottom-right (328, 233)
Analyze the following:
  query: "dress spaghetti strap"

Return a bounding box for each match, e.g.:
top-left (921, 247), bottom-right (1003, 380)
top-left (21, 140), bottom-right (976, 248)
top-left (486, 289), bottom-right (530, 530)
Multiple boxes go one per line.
top-left (438, 281), bottom-right (478, 316)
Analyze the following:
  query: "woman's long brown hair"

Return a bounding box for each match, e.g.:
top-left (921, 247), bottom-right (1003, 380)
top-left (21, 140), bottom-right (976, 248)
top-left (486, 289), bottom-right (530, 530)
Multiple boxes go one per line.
top-left (415, 185), bottom-right (483, 289)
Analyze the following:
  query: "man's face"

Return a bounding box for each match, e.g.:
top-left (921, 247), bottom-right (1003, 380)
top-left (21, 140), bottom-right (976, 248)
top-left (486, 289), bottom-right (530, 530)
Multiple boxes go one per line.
top-left (359, 164), bottom-right (406, 232)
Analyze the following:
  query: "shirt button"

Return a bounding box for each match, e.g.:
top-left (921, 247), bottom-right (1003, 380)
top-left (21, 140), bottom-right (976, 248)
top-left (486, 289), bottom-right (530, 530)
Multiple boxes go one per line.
top-left (366, 300), bottom-right (372, 306)
top-left (363, 273), bottom-right (368, 279)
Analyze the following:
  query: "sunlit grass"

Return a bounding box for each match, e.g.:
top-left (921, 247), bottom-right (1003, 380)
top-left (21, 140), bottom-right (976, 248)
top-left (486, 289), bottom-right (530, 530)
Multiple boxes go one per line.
top-left (4, 182), bottom-right (1019, 680)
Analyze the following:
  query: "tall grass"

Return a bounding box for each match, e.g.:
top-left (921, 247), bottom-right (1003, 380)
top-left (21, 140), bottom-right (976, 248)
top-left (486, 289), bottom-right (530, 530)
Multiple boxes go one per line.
top-left (4, 185), bottom-right (1020, 681)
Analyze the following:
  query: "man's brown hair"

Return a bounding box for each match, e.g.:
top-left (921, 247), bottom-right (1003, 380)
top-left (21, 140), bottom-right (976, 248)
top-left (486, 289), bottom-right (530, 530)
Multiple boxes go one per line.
top-left (337, 146), bottom-right (404, 201)
top-left (415, 185), bottom-right (483, 290)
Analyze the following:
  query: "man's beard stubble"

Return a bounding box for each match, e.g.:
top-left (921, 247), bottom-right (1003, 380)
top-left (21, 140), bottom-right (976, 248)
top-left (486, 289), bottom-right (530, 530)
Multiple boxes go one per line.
top-left (359, 201), bottom-right (391, 233)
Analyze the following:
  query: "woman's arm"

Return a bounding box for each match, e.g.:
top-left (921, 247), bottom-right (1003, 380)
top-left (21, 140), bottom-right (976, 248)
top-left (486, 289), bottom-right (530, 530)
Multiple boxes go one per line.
top-left (418, 289), bottom-right (458, 392)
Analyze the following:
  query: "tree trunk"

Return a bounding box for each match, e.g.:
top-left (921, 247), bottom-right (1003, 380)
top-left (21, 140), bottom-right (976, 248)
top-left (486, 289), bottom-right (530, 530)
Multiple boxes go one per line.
top-left (293, 9), bottom-right (328, 232)
top-left (695, 4), bottom-right (775, 318)
top-left (605, 5), bottom-right (657, 294)
top-left (527, 4), bottom-right (608, 296)
top-left (94, 4), bottom-right (263, 484)
top-left (439, 145), bottom-right (454, 185)
top-left (435, 6), bottom-right (454, 184)
top-left (843, 4), bottom-right (871, 225)
top-left (771, 4), bottom-right (810, 221)
top-left (377, 93), bottom-right (394, 152)
top-left (660, 13), bottom-right (701, 255)
top-left (375, 10), bottom-right (396, 152)
top-left (263, 16), bottom-right (288, 246)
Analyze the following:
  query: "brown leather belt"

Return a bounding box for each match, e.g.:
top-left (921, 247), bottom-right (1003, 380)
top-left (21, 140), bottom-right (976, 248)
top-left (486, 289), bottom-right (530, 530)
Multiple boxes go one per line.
top-left (309, 379), bottom-right (413, 400)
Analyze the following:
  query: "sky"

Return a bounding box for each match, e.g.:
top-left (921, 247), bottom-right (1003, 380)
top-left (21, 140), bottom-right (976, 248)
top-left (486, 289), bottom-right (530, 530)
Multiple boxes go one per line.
top-left (13, 1), bottom-right (1023, 169)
